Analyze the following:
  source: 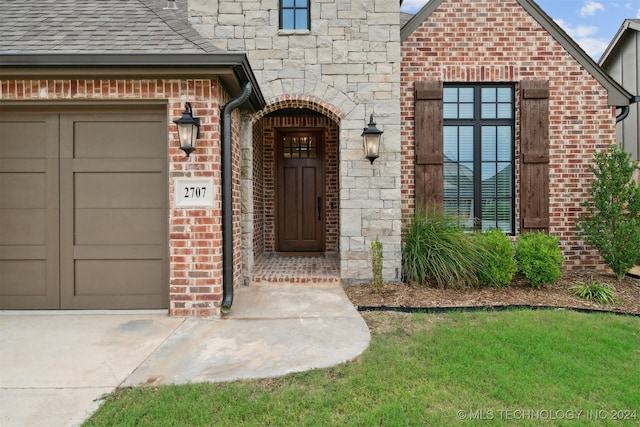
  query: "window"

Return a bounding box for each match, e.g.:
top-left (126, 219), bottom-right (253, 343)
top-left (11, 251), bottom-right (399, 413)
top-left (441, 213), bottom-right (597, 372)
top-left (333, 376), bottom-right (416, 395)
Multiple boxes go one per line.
top-left (443, 85), bottom-right (514, 233)
top-left (280, 0), bottom-right (310, 30)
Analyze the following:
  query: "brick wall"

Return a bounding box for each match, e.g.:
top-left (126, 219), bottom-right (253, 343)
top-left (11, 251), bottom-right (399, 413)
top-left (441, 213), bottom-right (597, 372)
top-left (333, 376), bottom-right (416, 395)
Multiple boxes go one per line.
top-left (400, 0), bottom-right (617, 269)
top-left (1, 78), bottom-right (231, 316)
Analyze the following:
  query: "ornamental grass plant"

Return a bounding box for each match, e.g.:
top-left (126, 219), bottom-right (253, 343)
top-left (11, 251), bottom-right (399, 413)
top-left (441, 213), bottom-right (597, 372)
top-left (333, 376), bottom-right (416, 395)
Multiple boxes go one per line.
top-left (402, 206), bottom-right (483, 288)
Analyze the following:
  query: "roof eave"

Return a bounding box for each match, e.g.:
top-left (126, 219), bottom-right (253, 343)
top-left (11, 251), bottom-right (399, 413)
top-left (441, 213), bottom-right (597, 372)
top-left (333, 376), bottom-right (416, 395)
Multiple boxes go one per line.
top-left (599, 19), bottom-right (640, 68)
top-left (515, 0), bottom-right (633, 106)
top-left (0, 52), bottom-right (266, 111)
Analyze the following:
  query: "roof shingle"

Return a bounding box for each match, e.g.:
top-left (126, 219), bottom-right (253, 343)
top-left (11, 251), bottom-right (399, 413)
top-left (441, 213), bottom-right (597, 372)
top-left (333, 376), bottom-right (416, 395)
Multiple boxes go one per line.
top-left (0, 0), bottom-right (221, 53)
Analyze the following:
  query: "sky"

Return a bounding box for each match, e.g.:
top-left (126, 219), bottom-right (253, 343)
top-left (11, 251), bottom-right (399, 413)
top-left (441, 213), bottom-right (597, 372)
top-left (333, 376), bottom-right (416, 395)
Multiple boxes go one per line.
top-left (400, 0), bottom-right (640, 61)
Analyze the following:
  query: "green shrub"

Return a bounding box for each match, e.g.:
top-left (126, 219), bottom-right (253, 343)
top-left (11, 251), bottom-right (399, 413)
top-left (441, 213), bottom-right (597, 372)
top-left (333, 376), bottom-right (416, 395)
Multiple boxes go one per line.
top-left (570, 281), bottom-right (620, 305)
top-left (515, 232), bottom-right (564, 287)
top-left (402, 206), bottom-right (482, 288)
top-left (578, 143), bottom-right (640, 281)
top-left (370, 238), bottom-right (384, 293)
top-left (473, 229), bottom-right (517, 287)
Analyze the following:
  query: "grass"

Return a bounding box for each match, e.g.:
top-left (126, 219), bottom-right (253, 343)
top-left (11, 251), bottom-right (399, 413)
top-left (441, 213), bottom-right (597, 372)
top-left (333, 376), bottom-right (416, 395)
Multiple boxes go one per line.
top-left (85, 310), bottom-right (640, 426)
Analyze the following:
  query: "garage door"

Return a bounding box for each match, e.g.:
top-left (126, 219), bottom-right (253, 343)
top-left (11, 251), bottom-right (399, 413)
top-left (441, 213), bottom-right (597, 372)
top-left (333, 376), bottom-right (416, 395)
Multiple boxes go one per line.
top-left (0, 108), bottom-right (168, 309)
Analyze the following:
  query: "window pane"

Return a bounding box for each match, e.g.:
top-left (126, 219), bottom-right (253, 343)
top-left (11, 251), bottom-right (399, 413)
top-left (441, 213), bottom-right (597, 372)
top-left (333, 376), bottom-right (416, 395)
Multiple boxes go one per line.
top-left (295, 0), bottom-right (307, 6)
top-left (459, 87), bottom-right (474, 102)
top-left (481, 200), bottom-right (496, 231)
top-left (283, 0), bottom-right (294, 6)
top-left (497, 87), bottom-right (512, 102)
top-left (458, 127), bottom-right (473, 161)
top-left (481, 88), bottom-right (496, 103)
top-left (497, 127), bottom-right (511, 161)
top-left (459, 103), bottom-right (474, 119)
top-left (496, 163), bottom-right (512, 196)
top-left (443, 104), bottom-right (458, 119)
top-left (481, 126), bottom-right (496, 161)
top-left (443, 87), bottom-right (458, 102)
top-left (481, 103), bottom-right (496, 119)
top-left (482, 164), bottom-right (497, 197)
top-left (459, 163), bottom-right (474, 197)
top-left (443, 127), bottom-right (458, 161)
top-left (497, 103), bottom-right (512, 118)
top-left (282, 10), bottom-right (294, 29)
top-left (295, 9), bottom-right (308, 28)
top-left (496, 202), bottom-right (512, 233)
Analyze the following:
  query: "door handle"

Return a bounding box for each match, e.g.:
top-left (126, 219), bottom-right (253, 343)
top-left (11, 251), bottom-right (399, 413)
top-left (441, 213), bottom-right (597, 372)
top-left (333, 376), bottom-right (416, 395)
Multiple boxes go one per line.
top-left (317, 197), bottom-right (322, 221)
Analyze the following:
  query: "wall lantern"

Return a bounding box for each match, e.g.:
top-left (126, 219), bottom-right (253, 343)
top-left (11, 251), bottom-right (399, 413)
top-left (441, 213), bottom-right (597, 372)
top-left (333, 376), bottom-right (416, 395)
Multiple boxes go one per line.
top-left (362, 114), bottom-right (383, 164)
top-left (173, 102), bottom-right (200, 157)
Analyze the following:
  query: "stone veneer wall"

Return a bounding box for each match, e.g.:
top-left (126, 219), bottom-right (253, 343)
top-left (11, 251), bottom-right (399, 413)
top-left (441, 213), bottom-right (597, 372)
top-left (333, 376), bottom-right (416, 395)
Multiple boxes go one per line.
top-left (0, 77), bottom-right (239, 317)
top-left (400, 0), bottom-right (617, 269)
top-left (189, 0), bottom-right (403, 281)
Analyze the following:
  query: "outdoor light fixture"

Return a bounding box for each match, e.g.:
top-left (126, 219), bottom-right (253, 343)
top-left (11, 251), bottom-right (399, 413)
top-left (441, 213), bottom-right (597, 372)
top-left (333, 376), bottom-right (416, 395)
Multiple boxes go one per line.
top-left (173, 102), bottom-right (200, 157)
top-left (362, 114), bottom-right (383, 164)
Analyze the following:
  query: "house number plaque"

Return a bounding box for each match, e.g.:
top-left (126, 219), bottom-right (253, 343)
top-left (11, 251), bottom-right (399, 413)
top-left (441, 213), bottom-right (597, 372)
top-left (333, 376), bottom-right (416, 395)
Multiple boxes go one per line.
top-left (174, 178), bottom-right (215, 208)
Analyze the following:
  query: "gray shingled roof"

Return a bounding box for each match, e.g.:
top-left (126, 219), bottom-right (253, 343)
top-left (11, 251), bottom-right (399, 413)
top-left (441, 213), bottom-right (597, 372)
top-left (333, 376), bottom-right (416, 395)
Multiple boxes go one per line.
top-left (0, 0), bottom-right (221, 53)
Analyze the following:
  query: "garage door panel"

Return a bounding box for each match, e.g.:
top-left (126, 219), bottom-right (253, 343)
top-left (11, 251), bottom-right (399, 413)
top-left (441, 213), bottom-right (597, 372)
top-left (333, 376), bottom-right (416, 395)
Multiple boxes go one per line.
top-left (73, 158), bottom-right (165, 172)
top-left (0, 209), bottom-right (46, 245)
top-left (74, 245), bottom-right (163, 259)
top-left (0, 112), bottom-right (59, 309)
top-left (75, 209), bottom-right (165, 246)
top-left (72, 119), bottom-right (165, 159)
top-left (74, 172), bottom-right (164, 209)
top-left (0, 120), bottom-right (48, 158)
top-left (0, 173), bottom-right (46, 208)
top-left (60, 110), bottom-right (168, 310)
top-left (0, 260), bottom-right (46, 296)
top-left (74, 260), bottom-right (163, 296)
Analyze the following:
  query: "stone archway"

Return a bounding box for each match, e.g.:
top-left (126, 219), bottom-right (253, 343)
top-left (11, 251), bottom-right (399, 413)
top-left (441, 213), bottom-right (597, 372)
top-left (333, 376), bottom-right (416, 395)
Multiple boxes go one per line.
top-left (241, 97), bottom-right (342, 281)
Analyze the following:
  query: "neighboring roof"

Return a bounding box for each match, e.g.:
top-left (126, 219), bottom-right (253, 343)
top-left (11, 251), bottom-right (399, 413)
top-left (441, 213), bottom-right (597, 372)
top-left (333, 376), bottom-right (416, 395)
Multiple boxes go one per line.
top-left (400, 12), bottom-right (413, 28)
top-left (0, 0), bottom-right (218, 53)
top-left (599, 19), bottom-right (640, 68)
top-left (0, 0), bottom-right (265, 110)
top-left (400, 0), bottom-right (634, 106)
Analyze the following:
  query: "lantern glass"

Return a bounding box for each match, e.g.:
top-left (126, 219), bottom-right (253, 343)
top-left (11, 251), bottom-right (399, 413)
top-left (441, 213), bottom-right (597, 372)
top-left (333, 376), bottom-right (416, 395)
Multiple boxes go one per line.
top-left (361, 114), bottom-right (383, 164)
top-left (177, 122), bottom-right (197, 149)
top-left (173, 102), bottom-right (200, 157)
top-left (363, 134), bottom-right (380, 160)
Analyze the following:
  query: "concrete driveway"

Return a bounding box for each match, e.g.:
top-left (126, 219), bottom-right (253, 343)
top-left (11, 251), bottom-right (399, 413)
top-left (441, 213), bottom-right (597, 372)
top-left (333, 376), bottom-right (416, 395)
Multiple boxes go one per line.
top-left (0, 284), bottom-right (370, 427)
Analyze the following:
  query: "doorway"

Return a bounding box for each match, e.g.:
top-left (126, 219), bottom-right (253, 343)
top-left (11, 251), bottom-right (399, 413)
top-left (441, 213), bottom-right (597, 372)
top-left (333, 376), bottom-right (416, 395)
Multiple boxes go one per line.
top-left (276, 129), bottom-right (324, 252)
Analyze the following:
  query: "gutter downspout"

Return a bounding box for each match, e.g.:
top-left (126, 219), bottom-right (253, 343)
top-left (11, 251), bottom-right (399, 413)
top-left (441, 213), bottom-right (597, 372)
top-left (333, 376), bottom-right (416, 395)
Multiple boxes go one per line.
top-left (221, 82), bottom-right (253, 314)
top-left (616, 96), bottom-right (640, 123)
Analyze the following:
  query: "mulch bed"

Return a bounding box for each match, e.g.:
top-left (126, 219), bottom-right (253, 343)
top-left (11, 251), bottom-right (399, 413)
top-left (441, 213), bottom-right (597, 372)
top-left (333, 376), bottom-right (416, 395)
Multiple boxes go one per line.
top-left (345, 270), bottom-right (640, 316)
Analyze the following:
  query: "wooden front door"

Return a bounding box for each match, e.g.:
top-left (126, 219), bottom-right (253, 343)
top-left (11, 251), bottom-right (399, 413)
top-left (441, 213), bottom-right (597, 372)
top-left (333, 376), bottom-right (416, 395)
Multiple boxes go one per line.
top-left (276, 130), bottom-right (324, 252)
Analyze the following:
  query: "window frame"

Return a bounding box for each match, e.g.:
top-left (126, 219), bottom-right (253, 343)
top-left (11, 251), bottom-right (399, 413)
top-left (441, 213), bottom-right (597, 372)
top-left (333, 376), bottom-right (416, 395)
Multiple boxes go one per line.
top-left (442, 83), bottom-right (516, 234)
top-left (279, 0), bottom-right (311, 31)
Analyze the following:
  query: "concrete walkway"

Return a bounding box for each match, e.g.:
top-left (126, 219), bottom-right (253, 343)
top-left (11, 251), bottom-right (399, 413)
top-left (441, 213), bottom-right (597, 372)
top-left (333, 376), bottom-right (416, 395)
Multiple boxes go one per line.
top-left (0, 284), bottom-right (370, 427)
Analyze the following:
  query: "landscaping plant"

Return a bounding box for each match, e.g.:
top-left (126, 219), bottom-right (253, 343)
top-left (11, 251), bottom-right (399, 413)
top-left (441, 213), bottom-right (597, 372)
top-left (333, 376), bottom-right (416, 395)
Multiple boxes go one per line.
top-left (473, 229), bottom-right (517, 287)
top-left (370, 238), bottom-right (384, 293)
top-left (402, 206), bottom-right (482, 288)
top-left (515, 232), bottom-right (564, 287)
top-left (578, 143), bottom-right (640, 281)
top-left (571, 280), bottom-right (620, 305)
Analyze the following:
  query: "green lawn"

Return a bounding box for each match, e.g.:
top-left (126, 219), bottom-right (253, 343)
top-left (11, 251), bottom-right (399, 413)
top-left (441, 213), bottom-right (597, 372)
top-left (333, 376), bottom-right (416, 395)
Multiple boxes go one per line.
top-left (85, 310), bottom-right (640, 426)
